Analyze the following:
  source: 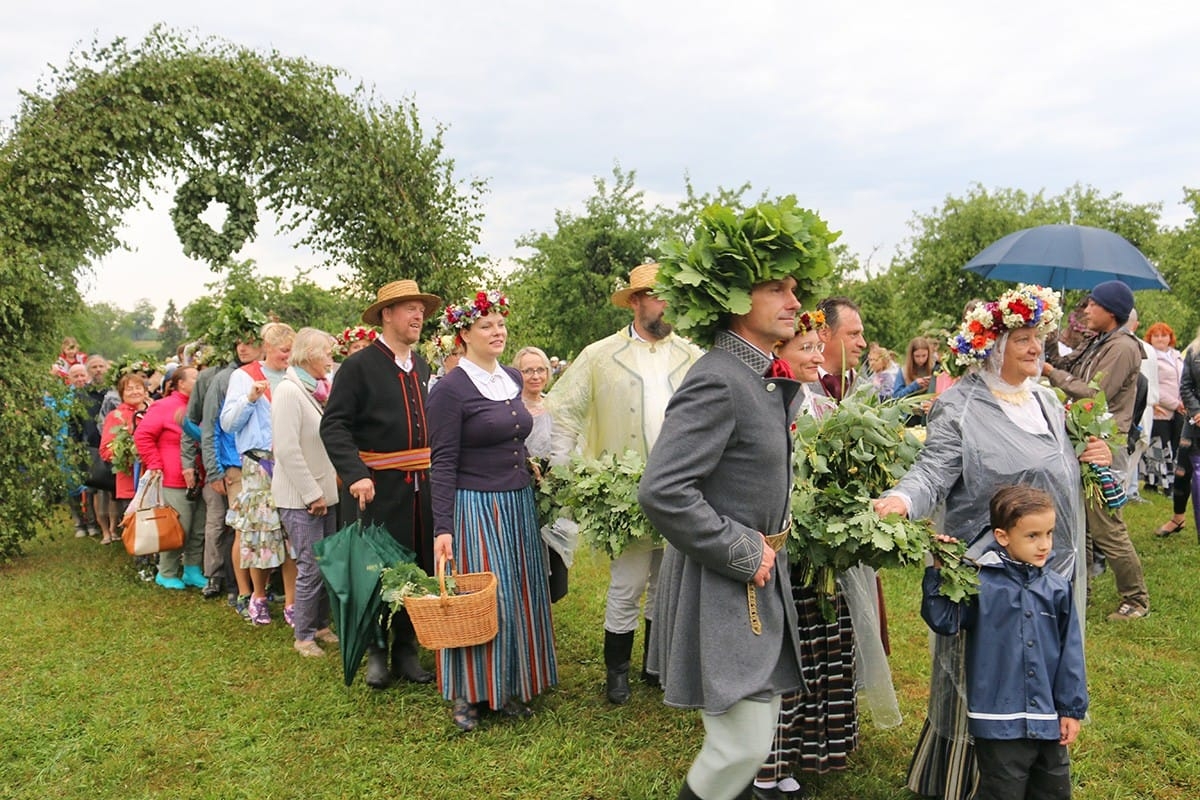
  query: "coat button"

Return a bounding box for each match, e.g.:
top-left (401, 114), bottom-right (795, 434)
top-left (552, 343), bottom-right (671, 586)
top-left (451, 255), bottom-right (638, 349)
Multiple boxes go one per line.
top-left (766, 383), bottom-right (777, 392)
top-left (1025, 610), bottom-right (1032, 617)
top-left (1027, 640), bottom-right (1035, 647)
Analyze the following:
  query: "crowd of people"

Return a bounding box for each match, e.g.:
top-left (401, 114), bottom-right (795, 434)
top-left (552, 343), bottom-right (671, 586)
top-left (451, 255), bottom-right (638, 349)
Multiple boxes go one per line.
top-left (48, 259), bottom-right (1194, 800)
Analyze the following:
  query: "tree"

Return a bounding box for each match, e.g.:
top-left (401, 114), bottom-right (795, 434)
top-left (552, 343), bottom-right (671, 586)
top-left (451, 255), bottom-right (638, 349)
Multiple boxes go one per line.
top-left (879, 183), bottom-right (1165, 349)
top-left (129, 299), bottom-right (157, 341)
top-left (157, 300), bottom-right (186, 358)
top-left (0, 28), bottom-right (484, 557)
top-left (504, 166), bottom-right (664, 358)
top-left (503, 167), bottom-right (764, 358)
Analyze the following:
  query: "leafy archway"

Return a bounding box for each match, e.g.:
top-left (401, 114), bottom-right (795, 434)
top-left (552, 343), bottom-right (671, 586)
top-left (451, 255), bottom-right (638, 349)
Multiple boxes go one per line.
top-left (0, 27), bottom-right (486, 557)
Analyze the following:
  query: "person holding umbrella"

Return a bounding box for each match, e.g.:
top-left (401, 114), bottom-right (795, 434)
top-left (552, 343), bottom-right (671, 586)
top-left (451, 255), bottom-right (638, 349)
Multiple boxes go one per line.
top-left (1043, 280), bottom-right (1150, 621)
top-left (320, 280), bottom-right (442, 688)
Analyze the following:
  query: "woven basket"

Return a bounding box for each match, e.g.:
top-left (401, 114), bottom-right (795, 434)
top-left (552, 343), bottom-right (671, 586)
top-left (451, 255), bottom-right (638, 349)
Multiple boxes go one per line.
top-left (406, 557), bottom-right (499, 650)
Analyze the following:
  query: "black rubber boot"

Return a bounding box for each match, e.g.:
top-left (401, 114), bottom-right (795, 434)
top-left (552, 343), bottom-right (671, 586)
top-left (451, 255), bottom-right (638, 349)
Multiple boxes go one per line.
top-left (604, 630), bottom-right (634, 705)
top-left (364, 645), bottom-right (392, 689)
top-left (391, 611), bottom-right (433, 684)
top-left (676, 780), bottom-right (701, 800)
top-left (641, 619), bottom-right (660, 688)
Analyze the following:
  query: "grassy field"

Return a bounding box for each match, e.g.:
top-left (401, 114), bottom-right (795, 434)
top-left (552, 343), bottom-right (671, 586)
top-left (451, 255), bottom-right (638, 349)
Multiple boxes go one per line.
top-left (2, 493), bottom-right (1197, 799)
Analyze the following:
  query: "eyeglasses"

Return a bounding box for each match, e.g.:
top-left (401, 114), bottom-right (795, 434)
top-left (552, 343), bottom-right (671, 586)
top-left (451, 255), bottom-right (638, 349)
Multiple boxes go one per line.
top-left (521, 367), bottom-right (549, 376)
top-left (795, 342), bottom-right (825, 353)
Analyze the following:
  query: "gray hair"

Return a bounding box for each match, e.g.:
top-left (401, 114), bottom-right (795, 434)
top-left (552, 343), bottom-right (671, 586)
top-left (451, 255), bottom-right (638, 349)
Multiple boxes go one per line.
top-left (289, 327), bottom-right (336, 368)
top-left (511, 345), bottom-right (551, 372)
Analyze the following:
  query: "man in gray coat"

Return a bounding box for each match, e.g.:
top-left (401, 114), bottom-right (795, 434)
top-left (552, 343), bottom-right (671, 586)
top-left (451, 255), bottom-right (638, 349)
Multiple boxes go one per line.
top-left (640, 276), bottom-right (807, 800)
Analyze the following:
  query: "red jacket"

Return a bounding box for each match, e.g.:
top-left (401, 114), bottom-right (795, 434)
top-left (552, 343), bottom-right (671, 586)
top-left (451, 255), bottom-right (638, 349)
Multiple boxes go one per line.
top-left (100, 402), bottom-right (146, 500)
top-left (134, 391), bottom-right (190, 489)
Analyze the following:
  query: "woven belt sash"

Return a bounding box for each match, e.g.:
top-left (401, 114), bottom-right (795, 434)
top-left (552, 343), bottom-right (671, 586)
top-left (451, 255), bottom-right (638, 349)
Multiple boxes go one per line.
top-left (749, 521), bottom-right (792, 635)
top-left (358, 448), bottom-right (431, 471)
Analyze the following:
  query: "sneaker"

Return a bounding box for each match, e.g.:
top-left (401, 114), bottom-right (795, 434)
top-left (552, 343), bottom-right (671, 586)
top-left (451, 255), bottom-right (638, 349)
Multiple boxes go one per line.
top-left (314, 628), bottom-right (339, 645)
top-left (233, 594), bottom-right (253, 622)
top-left (293, 640), bottom-right (325, 658)
top-left (74, 527), bottom-right (88, 538)
top-left (284, 604), bottom-right (295, 628)
top-left (1107, 603), bottom-right (1148, 621)
top-left (249, 596), bottom-right (271, 626)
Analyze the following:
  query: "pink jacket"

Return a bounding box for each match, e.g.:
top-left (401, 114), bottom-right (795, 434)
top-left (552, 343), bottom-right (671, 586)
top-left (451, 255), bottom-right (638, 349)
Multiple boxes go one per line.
top-left (134, 391), bottom-right (190, 489)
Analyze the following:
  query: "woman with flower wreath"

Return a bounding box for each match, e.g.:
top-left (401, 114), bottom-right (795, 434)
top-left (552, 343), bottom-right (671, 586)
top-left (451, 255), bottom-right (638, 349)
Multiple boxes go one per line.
top-left (427, 289), bottom-right (558, 732)
top-left (335, 325), bottom-right (377, 361)
top-left (872, 284), bottom-right (1109, 800)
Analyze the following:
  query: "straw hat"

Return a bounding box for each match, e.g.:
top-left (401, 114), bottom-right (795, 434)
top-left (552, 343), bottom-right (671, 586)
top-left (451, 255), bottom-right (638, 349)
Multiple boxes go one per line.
top-left (362, 280), bottom-right (443, 326)
top-left (610, 263), bottom-right (661, 308)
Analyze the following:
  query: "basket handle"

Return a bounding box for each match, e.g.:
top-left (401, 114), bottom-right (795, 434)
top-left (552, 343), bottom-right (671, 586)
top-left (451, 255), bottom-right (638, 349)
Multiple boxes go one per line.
top-left (435, 555), bottom-right (455, 599)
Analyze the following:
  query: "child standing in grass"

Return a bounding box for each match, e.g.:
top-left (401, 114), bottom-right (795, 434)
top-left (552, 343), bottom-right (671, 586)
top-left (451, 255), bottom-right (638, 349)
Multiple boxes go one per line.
top-left (921, 485), bottom-right (1088, 800)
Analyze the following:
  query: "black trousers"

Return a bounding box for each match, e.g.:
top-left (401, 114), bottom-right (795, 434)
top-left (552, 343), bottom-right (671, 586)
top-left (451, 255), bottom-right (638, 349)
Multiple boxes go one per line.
top-left (972, 737), bottom-right (1071, 800)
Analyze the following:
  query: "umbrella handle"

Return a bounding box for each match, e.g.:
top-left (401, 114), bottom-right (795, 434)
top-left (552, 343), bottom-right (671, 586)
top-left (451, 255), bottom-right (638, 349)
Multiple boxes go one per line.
top-left (436, 555), bottom-right (454, 599)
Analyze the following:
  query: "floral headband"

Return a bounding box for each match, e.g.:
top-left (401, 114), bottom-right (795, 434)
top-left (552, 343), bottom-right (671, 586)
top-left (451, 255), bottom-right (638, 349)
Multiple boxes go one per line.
top-left (443, 289), bottom-right (510, 332)
top-left (795, 309), bottom-right (827, 335)
top-left (948, 284), bottom-right (1062, 367)
top-left (337, 325), bottom-right (378, 355)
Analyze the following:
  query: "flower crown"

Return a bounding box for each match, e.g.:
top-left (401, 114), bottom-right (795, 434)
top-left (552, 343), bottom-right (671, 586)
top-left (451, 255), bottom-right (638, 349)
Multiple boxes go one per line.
top-left (948, 284), bottom-right (1062, 367)
top-left (443, 289), bottom-right (510, 332)
top-left (796, 309), bottom-right (827, 335)
top-left (337, 325), bottom-right (377, 355)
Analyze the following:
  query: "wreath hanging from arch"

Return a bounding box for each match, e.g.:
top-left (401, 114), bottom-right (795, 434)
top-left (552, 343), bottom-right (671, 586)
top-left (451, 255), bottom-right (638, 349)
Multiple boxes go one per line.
top-left (170, 170), bottom-right (259, 266)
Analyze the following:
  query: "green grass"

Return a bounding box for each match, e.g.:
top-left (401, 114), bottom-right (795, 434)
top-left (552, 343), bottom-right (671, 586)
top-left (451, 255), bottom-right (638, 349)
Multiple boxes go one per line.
top-left (2, 493), bottom-right (1198, 799)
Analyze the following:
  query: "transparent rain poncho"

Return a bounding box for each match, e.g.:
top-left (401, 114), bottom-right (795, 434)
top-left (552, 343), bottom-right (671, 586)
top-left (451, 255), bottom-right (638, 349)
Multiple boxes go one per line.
top-left (884, 337), bottom-right (1086, 742)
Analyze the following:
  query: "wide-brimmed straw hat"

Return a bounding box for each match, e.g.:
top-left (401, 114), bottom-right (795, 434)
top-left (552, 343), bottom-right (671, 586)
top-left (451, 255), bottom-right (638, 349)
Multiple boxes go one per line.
top-left (362, 280), bottom-right (443, 326)
top-left (610, 263), bottom-right (661, 308)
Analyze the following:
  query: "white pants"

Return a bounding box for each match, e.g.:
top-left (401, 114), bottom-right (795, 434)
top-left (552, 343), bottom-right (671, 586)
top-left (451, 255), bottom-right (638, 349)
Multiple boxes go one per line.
top-left (605, 541), bottom-right (662, 633)
top-left (688, 696), bottom-right (783, 800)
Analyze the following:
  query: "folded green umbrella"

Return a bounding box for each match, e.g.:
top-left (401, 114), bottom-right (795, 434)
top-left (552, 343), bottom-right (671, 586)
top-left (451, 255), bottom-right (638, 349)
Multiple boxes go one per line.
top-left (315, 520), bottom-right (415, 686)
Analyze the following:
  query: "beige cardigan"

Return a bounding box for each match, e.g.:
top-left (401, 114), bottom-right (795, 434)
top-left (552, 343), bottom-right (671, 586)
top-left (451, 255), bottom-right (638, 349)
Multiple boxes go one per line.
top-left (270, 369), bottom-right (338, 510)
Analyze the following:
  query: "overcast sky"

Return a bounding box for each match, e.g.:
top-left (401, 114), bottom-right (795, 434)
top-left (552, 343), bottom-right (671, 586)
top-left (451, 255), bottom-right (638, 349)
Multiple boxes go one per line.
top-left (4, 1), bottom-right (1199, 318)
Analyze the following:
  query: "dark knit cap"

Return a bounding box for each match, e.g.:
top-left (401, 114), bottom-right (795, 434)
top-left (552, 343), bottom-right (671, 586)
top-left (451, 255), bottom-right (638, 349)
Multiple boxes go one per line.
top-left (1088, 280), bottom-right (1134, 324)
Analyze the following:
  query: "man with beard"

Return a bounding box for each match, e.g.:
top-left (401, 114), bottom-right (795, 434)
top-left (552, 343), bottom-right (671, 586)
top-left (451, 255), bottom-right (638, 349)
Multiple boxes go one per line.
top-left (321, 280), bottom-right (443, 687)
top-left (547, 262), bottom-right (702, 704)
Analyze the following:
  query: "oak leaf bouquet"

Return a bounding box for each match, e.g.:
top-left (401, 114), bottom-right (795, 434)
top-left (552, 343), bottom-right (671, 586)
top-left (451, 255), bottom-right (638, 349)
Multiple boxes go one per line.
top-left (537, 450), bottom-right (661, 559)
top-left (789, 391), bottom-right (978, 618)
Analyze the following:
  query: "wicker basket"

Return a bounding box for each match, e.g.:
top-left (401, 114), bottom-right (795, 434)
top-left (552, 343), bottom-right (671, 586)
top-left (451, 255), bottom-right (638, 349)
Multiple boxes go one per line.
top-left (405, 557), bottom-right (498, 650)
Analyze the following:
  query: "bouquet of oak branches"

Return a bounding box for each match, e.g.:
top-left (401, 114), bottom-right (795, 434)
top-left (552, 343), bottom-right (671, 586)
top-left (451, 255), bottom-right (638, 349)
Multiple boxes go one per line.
top-left (1055, 385), bottom-right (1128, 514)
top-left (789, 391), bottom-right (979, 615)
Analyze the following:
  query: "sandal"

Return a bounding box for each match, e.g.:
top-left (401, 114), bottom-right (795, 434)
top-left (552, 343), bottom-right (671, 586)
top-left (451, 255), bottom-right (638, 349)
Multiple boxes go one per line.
top-left (1155, 519), bottom-right (1187, 537)
top-left (451, 699), bottom-right (480, 732)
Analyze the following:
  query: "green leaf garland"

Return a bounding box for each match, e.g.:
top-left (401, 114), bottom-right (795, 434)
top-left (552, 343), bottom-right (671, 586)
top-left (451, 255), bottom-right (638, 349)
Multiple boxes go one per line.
top-left (170, 170), bottom-right (259, 268)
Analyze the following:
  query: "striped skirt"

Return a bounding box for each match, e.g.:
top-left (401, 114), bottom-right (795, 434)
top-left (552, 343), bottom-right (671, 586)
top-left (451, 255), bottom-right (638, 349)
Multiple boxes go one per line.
top-left (438, 487), bottom-right (558, 710)
top-left (759, 584), bottom-right (859, 780)
top-left (906, 634), bottom-right (978, 800)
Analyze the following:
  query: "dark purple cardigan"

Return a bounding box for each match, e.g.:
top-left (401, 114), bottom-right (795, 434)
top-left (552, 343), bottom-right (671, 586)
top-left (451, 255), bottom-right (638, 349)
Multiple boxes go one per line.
top-left (427, 365), bottom-right (533, 536)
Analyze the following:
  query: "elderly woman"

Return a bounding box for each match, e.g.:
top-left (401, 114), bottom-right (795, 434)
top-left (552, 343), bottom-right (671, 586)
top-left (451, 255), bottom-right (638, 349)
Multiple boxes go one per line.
top-left (134, 366), bottom-right (207, 591)
top-left (429, 290), bottom-right (558, 732)
top-left (271, 328), bottom-right (340, 657)
top-left (872, 286), bottom-right (1107, 800)
top-left (99, 372), bottom-right (152, 526)
top-left (221, 322), bottom-right (297, 627)
top-left (512, 345), bottom-right (553, 458)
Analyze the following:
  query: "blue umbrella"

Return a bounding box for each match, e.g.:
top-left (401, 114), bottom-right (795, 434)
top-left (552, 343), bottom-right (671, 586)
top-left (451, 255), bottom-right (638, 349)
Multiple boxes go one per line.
top-left (963, 224), bottom-right (1169, 291)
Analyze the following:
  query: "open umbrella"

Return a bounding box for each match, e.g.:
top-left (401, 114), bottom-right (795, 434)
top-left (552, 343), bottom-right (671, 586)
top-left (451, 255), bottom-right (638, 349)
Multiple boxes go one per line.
top-left (314, 521), bottom-right (415, 686)
top-left (963, 224), bottom-right (1169, 291)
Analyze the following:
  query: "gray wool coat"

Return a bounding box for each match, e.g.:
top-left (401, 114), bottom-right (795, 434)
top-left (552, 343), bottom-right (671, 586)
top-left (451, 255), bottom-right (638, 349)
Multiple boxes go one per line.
top-left (638, 331), bottom-right (806, 714)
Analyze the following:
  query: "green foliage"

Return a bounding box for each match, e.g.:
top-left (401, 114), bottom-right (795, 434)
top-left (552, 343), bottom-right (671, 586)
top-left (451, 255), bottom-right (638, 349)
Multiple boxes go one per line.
top-left (790, 393), bottom-right (978, 609)
top-left (505, 167), bottom-right (661, 358)
top-left (169, 170), bottom-right (258, 266)
top-left (538, 450), bottom-right (660, 559)
top-left (380, 561), bottom-right (457, 615)
top-left (0, 28), bottom-right (484, 554)
top-left (657, 196), bottom-right (839, 348)
top-left (156, 299), bottom-right (187, 359)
